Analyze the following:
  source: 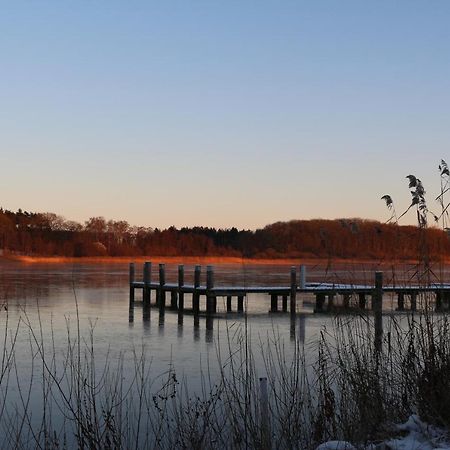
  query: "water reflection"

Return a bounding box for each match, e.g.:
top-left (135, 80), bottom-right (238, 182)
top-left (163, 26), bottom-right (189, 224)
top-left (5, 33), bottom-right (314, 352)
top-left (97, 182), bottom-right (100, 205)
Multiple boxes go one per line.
top-left (205, 316), bottom-right (214, 343)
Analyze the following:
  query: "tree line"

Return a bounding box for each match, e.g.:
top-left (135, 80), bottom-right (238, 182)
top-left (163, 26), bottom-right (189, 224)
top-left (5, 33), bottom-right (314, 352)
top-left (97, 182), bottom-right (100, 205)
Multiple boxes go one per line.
top-left (0, 208), bottom-right (449, 260)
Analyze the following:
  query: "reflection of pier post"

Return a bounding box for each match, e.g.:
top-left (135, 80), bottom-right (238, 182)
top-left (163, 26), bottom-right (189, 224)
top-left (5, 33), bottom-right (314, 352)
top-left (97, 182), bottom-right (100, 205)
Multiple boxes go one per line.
top-left (206, 316), bottom-right (214, 343)
top-left (193, 315), bottom-right (200, 341)
top-left (290, 314), bottom-right (296, 340)
top-left (159, 307), bottom-right (165, 330)
top-left (299, 314), bottom-right (306, 343)
top-left (128, 303), bottom-right (134, 323)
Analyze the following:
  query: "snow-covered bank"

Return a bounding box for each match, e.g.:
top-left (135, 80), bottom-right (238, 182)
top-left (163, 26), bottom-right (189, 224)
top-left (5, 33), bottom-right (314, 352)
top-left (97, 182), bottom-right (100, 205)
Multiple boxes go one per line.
top-left (317, 416), bottom-right (450, 450)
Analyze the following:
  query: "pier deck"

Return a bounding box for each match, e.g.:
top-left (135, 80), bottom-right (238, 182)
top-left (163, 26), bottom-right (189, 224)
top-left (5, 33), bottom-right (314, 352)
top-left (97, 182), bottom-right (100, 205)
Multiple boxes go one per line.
top-left (129, 262), bottom-right (450, 315)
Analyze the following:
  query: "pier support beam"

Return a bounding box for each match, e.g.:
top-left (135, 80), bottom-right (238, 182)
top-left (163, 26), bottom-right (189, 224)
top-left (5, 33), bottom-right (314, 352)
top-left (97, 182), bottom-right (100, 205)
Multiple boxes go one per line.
top-left (282, 295), bottom-right (288, 312)
top-left (411, 292), bottom-right (417, 311)
top-left (343, 293), bottom-right (351, 309)
top-left (314, 293), bottom-right (326, 313)
top-left (397, 292), bottom-right (405, 311)
top-left (238, 295), bottom-right (244, 312)
top-left (358, 293), bottom-right (366, 310)
top-left (227, 295), bottom-right (232, 312)
top-left (170, 291), bottom-right (178, 309)
top-left (327, 293), bottom-right (335, 311)
top-left (270, 294), bottom-right (278, 312)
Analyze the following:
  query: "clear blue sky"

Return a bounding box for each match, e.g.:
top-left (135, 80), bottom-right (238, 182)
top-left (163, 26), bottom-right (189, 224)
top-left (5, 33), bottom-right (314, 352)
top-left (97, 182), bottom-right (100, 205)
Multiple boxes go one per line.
top-left (2, 1), bottom-right (450, 229)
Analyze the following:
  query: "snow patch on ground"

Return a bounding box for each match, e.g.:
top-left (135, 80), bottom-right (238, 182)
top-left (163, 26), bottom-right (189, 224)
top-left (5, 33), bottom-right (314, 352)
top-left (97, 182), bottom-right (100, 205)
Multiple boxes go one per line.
top-left (316, 415), bottom-right (450, 450)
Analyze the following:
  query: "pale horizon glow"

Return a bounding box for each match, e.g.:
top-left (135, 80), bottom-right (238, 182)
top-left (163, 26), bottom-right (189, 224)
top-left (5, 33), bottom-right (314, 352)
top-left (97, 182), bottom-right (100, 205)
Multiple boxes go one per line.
top-left (2, 2), bottom-right (450, 230)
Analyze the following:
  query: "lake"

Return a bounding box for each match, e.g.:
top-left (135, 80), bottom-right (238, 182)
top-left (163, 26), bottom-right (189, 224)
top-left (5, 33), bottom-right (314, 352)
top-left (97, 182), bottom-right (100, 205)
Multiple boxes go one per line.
top-left (0, 258), bottom-right (442, 448)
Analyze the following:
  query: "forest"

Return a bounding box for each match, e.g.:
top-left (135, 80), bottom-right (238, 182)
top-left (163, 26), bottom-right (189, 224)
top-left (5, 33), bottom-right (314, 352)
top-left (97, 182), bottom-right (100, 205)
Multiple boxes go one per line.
top-left (0, 208), bottom-right (449, 260)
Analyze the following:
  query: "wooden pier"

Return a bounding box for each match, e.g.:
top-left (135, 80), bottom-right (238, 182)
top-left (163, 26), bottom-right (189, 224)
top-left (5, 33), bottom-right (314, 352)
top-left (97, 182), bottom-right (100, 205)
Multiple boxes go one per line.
top-left (129, 261), bottom-right (450, 315)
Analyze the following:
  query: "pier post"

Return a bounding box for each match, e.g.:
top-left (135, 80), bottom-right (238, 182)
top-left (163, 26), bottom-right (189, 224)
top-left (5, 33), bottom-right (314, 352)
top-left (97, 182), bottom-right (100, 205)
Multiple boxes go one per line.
top-left (143, 261), bottom-right (151, 304)
top-left (170, 291), bottom-right (178, 309)
top-left (159, 264), bottom-right (166, 309)
top-left (374, 272), bottom-right (383, 353)
top-left (436, 290), bottom-right (442, 312)
top-left (238, 295), bottom-right (244, 312)
top-left (129, 263), bottom-right (135, 303)
top-left (193, 265), bottom-right (201, 314)
top-left (227, 295), bottom-right (232, 312)
top-left (290, 266), bottom-right (297, 314)
top-left (206, 266), bottom-right (216, 314)
top-left (314, 293), bottom-right (326, 313)
top-left (282, 295), bottom-right (288, 312)
top-left (178, 265), bottom-right (185, 312)
top-left (411, 291), bottom-right (417, 311)
top-left (299, 265), bottom-right (306, 289)
top-left (270, 294), bottom-right (278, 312)
top-left (343, 293), bottom-right (351, 309)
top-left (397, 292), bottom-right (405, 311)
top-left (327, 293), bottom-right (335, 311)
top-left (358, 293), bottom-right (366, 310)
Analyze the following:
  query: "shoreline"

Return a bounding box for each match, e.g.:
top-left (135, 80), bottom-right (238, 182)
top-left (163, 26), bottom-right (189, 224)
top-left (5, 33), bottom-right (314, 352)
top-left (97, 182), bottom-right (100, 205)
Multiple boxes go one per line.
top-left (0, 254), bottom-right (430, 266)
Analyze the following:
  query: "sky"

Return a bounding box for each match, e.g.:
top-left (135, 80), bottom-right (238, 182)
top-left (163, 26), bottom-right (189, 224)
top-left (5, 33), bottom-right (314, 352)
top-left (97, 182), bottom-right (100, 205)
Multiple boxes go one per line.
top-left (1, 1), bottom-right (450, 230)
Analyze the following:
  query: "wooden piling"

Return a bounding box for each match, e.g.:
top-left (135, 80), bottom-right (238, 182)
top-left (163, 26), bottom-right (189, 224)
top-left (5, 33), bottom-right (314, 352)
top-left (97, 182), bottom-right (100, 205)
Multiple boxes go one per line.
top-left (290, 266), bottom-right (297, 314)
top-left (129, 263), bottom-right (135, 303)
top-left (397, 292), bottom-right (405, 311)
top-left (436, 290), bottom-right (442, 311)
top-left (227, 295), bottom-right (232, 312)
top-left (314, 293), bottom-right (325, 313)
top-left (178, 265), bottom-right (185, 312)
top-left (193, 265), bottom-right (201, 314)
top-left (170, 291), bottom-right (178, 309)
top-left (327, 293), bottom-right (335, 311)
top-left (358, 293), bottom-right (366, 310)
top-left (282, 295), bottom-right (288, 312)
top-left (270, 294), bottom-right (278, 312)
top-left (238, 295), bottom-right (244, 312)
top-left (299, 264), bottom-right (306, 289)
top-left (410, 291), bottom-right (417, 311)
top-left (343, 293), bottom-right (351, 309)
top-left (158, 263), bottom-right (166, 309)
top-left (206, 266), bottom-right (216, 314)
top-left (374, 272), bottom-right (383, 353)
top-left (143, 261), bottom-right (151, 304)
